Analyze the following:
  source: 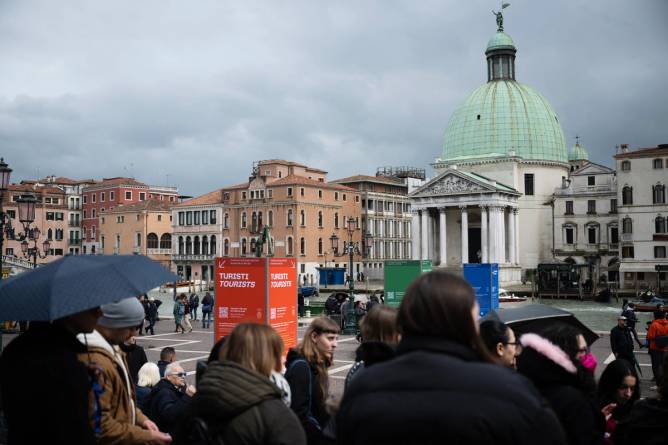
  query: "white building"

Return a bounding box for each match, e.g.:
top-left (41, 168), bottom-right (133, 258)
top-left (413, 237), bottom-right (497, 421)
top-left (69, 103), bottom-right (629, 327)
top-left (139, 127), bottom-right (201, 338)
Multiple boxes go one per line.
top-left (615, 143), bottom-right (668, 290)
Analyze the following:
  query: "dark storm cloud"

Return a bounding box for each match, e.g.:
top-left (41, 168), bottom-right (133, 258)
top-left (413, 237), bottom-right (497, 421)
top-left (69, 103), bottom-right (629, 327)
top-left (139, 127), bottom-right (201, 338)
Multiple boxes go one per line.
top-left (0, 0), bottom-right (666, 195)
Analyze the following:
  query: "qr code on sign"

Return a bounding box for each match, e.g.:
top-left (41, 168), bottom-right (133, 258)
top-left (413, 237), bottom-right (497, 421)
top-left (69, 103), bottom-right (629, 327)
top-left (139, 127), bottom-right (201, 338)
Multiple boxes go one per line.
top-left (270, 308), bottom-right (276, 319)
top-left (219, 307), bottom-right (229, 318)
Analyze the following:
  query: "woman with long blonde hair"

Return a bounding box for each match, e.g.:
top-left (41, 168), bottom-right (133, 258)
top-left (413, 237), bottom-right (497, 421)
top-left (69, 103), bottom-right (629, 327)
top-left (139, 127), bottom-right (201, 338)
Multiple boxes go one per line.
top-left (285, 316), bottom-right (340, 444)
top-left (178, 323), bottom-right (306, 444)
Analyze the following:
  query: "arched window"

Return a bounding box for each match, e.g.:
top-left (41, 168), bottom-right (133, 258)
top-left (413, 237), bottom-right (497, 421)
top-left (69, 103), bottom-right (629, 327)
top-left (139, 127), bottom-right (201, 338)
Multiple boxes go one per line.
top-left (224, 213), bottom-right (229, 228)
top-left (47, 228), bottom-right (53, 240)
top-left (287, 237), bottom-right (293, 256)
top-left (241, 212), bottom-right (247, 228)
top-left (622, 186), bottom-right (633, 205)
top-left (300, 210), bottom-right (305, 226)
top-left (202, 236), bottom-right (209, 255)
top-left (223, 238), bottom-right (229, 256)
top-left (242, 238), bottom-right (247, 255)
top-left (185, 236), bottom-right (192, 254)
top-left (622, 217), bottom-right (633, 234)
top-left (653, 184), bottom-right (666, 204)
top-left (258, 212), bottom-right (263, 229)
top-left (335, 212), bottom-right (339, 228)
top-left (268, 211), bottom-right (273, 227)
top-left (210, 236), bottom-right (216, 255)
top-left (318, 238), bottom-right (323, 254)
top-left (318, 211), bottom-right (323, 227)
top-left (147, 233), bottom-right (159, 249)
top-left (252, 212), bottom-right (258, 232)
top-left (178, 236), bottom-right (184, 254)
top-left (287, 209), bottom-right (293, 226)
top-left (300, 237), bottom-right (305, 255)
top-left (193, 236), bottom-right (200, 255)
top-left (160, 233), bottom-right (172, 250)
top-left (251, 238), bottom-right (256, 254)
top-left (656, 216), bottom-right (667, 234)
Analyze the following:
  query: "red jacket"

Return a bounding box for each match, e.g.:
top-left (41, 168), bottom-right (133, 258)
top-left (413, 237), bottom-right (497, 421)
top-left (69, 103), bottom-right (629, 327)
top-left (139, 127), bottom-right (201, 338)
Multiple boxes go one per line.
top-left (647, 318), bottom-right (668, 351)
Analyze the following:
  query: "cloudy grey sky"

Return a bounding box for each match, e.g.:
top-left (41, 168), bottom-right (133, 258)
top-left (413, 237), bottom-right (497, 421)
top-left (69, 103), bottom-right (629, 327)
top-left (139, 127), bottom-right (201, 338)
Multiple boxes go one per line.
top-left (1, 0), bottom-right (666, 196)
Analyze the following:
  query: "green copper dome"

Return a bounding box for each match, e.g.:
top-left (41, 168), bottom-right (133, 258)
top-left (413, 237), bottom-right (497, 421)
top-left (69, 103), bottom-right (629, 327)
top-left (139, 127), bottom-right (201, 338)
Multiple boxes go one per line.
top-left (440, 28), bottom-right (568, 164)
top-left (486, 32), bottom-right (516, 52)
top-left (569, 142), bottom-right (589, 161)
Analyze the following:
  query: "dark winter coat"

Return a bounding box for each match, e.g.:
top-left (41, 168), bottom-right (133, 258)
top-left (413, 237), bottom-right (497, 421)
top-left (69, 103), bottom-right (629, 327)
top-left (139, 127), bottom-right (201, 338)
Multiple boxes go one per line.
top-left (201, 294), bottom-right (213, 312)
top-left (613, 398), bottom-right (668, 445)
top-left (120, 342), bottom-right (148, 384)
top-left (157, 360), bottom-right (170, 378)
top-left (337, 335), bottom-right (567, 445)
top-left (0, 322), bottom-right (96, 445)
top-left (189, 295), bottom-right (199, 309)
top-left (135, 384), bottom-right (152, 414)
top-left (184, 360), bottom-right (306, 445)
top-left (285, 349), bottom-right (329, 444)
top-left (610, 325), bottom-right (634, 362)
top-left (147, 379), bottom-right (192, 435)
top-left (344, 341), bottom-right (395, 389)
top-left (517, 335), bottom-right (605, 445)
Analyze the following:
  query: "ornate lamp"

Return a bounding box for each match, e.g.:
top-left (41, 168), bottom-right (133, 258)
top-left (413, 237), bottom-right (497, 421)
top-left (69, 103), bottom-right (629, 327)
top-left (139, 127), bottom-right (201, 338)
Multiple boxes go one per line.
top-left (18, 194), bottom-right (37, 225)
top-left (329, 233), bottom-right (339, 255)
top-left (0, 158), bottom-right (12, 191)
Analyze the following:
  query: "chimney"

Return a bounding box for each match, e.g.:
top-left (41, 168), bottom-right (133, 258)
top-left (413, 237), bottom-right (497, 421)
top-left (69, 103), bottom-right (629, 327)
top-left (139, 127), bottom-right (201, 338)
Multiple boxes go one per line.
top-left (620, 144), bottom-right (629, 153)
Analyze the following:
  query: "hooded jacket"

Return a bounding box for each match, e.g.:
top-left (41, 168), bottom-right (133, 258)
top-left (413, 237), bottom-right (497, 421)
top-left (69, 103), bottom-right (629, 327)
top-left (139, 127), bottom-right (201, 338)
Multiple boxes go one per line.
top-left (337, 335), bottom-right (567, 445)
top-left (647, 318), bottom-right (668, 351)
top-left (77, 330), bottom-right (153, 445)
top-left (186, 360), bottom-right (306, 445)
top-left (344, 341), bottom-right (396, 389)
top-left (517, 334), bottom-right (605, 445)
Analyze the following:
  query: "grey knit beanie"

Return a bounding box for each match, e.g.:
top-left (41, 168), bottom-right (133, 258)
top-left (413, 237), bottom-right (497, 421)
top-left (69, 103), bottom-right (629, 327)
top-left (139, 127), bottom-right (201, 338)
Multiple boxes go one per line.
top-left (98, 297), bottom-right (145, 328)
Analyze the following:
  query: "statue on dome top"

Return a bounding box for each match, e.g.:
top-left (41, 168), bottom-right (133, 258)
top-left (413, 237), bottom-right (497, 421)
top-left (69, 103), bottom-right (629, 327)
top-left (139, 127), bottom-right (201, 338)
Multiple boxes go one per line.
top-left (492, 2), bottom-right (510, 32)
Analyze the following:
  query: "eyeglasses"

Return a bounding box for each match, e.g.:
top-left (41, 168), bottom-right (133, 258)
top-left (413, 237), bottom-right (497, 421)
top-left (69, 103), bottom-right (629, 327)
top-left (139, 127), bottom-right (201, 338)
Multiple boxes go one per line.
top-left (169, 372), bottom-right (187, 377)
top-left (505, 341), bottom-right (522, 350)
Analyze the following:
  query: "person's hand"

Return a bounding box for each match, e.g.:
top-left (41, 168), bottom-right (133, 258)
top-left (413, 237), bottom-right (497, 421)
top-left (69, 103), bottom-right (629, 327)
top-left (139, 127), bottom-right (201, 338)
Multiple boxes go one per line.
top-left (148, 430), bottom-right (172, 444)
top-left (185, 384), bottom-right (197, 396)
top-left (143, 419), bottom-right (159, 432)
top-left (601, 403), bottom-right (617, 420)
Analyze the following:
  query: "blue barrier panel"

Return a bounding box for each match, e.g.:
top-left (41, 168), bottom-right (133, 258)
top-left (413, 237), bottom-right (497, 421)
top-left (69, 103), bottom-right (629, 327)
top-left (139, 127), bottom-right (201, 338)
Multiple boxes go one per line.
top-left (463, 263), bottom-right (499, 317)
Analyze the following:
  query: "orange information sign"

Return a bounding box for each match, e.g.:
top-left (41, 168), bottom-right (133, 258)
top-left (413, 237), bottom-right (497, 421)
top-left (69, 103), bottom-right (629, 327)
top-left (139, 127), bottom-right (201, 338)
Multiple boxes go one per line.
top-left (214, 257), bottom-right (298, 351)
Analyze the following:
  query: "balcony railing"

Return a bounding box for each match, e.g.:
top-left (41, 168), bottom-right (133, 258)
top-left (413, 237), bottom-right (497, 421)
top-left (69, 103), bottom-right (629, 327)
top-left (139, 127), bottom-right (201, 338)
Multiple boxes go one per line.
top-left (68, 239), bottom-right (82, 246)
top-left (147, 248), bottom-right (172, 255)
top-left (68, 204), bottom-right (81, 210)
top-left (172, 254), bottom-right (216, 261)
top-left (621, 233), bottom-right (633, 242)
top-left (68, 220), bottom-right (81, 227)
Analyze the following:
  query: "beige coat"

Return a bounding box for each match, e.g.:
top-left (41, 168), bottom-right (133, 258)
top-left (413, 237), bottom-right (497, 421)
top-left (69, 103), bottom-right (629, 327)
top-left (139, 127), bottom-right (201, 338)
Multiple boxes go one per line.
top-left (78, 330), bottom-right (153, 445)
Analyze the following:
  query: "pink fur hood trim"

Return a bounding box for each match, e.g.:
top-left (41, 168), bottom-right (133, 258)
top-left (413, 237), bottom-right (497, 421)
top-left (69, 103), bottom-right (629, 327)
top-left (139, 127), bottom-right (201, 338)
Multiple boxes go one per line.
top-left (520, 333), bottom-right (577, 375)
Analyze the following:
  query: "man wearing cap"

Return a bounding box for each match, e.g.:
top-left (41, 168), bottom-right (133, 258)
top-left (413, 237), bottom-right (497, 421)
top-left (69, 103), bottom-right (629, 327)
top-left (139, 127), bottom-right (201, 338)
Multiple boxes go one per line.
top-left (78, 297), bottom-right (172, 444)
top-left (610, 315), bottom-right (635, 364)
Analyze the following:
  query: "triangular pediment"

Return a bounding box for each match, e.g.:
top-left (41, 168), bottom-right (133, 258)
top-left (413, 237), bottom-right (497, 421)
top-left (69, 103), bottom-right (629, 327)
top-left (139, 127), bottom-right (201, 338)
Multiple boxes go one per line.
top-left (410, 169), bottom-right (517, 198)
top-left (572, 162), bottom-right (615, 176)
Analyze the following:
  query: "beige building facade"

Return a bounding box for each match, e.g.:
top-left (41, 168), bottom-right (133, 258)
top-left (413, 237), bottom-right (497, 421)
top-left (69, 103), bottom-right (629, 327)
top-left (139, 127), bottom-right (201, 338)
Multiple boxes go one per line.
top-left (172, 160), bottom-right (362, 286)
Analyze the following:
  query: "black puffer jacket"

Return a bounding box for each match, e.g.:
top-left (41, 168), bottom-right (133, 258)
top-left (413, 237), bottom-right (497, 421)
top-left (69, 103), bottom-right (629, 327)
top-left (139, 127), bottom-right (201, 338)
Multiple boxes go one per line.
top-left (337, 335), bottom-right (567, 445)
top-left (613, 398), bottom-right (668, 445)
top-left (284, 349), bottom-right (329, 444)
top-left (185, 360), bottom-right (305, 445)
top-left (148, 379), bottom-right (192, 435)
top-left (517, 334), bottom-right (605, 445)
top-left (344, 341), bottom-right (395, 389)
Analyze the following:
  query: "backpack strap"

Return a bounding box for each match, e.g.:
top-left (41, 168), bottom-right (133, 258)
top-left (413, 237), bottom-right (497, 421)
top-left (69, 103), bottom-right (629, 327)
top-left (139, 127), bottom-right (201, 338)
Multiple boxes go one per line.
top-left (287, 359), bottom-right (322, 432)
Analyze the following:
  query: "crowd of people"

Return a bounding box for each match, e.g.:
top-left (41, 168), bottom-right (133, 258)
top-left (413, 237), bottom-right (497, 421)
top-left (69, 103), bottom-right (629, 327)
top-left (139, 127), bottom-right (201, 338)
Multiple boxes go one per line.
top-left (1, 270), bottom-right (668, 444)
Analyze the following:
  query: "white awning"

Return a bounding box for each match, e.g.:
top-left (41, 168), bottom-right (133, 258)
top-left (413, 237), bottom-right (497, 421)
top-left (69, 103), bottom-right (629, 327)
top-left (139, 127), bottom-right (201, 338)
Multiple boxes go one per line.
top-left (619, 263), bottom-right (660, 273)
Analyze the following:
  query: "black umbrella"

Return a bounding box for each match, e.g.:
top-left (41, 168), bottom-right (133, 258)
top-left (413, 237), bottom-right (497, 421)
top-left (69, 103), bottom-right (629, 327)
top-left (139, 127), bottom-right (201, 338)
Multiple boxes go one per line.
top-left (0, 255), bottom-right (180, 321)
top-left (481, 304), bottom-right (599, 345)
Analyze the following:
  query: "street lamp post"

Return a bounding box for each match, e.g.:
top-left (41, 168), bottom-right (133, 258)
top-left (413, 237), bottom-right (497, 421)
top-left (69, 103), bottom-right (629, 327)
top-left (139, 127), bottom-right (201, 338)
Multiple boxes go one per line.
top-left (15, 194), bottom-right (50, 268)
top-left (330, 217), bottom-right (373, 335)
top-left (0, 158), bottom-right (13, 281)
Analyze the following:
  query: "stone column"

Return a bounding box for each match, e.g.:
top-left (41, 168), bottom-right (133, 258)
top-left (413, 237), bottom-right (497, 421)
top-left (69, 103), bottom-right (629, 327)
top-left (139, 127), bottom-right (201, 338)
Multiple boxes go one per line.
top-left (439, 208), bottom-right (447, 266)
top-left (480, 206), bottom-right (488, 263)
top-left (488, 206), bottom-right (497, 263)
top-left (411, 211), bottom-right (420, 259)
top-left (460, 206), bottom-right (469, 264)
top-left (513, 208), bottom-right (520, 265)
top-left (509, 207), bottom-right (516, 264)
top-left (498, 207), bottom-right (506, 263)
top-left (421, 210), bottom-right (429, 261)
top-left (427, 211), bottom-right (435, 260)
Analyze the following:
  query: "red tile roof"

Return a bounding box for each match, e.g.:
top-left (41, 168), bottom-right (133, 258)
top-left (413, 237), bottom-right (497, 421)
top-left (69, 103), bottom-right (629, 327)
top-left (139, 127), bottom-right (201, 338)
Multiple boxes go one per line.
top-left (258, 159), bottom-right (327, 174)
top-left (614, 144), bottom-right (668, 159)
top-left (175, 188), bottom-right (224, 207)
top-left (105, 199), bottom-right (173, 213)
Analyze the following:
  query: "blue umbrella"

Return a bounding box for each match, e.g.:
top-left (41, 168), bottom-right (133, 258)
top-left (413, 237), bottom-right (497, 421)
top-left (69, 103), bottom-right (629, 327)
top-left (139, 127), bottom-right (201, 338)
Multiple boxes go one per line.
top-left (0, 255), bottom-right (180, 321)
